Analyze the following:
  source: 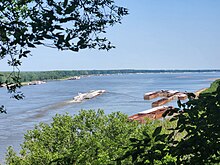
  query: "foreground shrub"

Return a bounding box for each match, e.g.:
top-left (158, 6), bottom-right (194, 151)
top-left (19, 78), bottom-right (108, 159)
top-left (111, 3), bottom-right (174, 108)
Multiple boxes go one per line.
top-left (169, 81), bottom-right (220, 164)
top-left (6, 110), bottom-right (146, 165)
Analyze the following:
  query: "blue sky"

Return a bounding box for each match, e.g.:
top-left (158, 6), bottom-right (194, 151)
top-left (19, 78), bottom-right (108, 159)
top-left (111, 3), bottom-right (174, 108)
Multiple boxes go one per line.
top-left (1, 0), bottom-right (220, 71)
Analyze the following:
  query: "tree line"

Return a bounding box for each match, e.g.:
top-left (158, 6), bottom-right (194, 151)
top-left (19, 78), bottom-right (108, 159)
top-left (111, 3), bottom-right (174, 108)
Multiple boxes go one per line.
top-left (1, 69), bottom-right (220, 84)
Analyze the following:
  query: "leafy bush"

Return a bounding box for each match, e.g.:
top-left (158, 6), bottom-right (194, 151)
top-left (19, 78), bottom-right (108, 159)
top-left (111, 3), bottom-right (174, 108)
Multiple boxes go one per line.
top-left (202, 79), bottom-right (220, 94)
top-left (6, 110), bottom-right (146, 165)
top-left (169, 80), bottom-right (220, 164)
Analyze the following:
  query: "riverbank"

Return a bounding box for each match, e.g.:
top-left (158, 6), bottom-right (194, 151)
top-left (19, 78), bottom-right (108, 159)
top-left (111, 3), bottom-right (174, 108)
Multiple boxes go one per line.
top-left (194, 88), bottom-right (208, 97)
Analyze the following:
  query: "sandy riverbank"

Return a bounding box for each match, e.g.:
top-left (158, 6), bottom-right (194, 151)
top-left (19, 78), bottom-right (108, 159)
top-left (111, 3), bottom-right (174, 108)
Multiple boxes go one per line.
top-left (194, 88), bottom-right (208, 97)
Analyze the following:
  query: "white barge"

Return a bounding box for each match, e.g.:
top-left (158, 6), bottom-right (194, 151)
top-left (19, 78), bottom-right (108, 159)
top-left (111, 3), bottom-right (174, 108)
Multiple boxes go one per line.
top-left (72, 90), bottom-right (106, 102)
top-left (68, 76), bottom-right (81, 80)
top-left (28, 81), bottom-right (46, 85)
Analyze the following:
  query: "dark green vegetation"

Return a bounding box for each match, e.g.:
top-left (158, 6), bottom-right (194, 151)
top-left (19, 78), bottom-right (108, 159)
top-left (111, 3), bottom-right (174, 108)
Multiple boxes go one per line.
top-left (0, 0), bottom-right (128, 112)
top-left (5, 80), bottom-right (220, 164)
top-left (1, 69), bottom-right (220, 83)
top-left (174, 79), bottom-right (220, 164)
top-left (202, 79), bottom-right (220, 94)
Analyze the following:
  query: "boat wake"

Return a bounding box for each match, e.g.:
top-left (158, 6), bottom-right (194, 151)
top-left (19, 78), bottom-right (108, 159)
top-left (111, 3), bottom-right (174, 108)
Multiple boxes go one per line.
top-left (24, 90), bottom-right (106, 120)
top-left (108, 91), bottom-right (140, 99)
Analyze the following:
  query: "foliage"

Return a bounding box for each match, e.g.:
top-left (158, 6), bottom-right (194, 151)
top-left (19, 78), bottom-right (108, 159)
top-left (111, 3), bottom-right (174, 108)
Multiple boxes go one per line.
top-left (6, 110), bottom-right (146, 165)
top-left (117, 120), bottom-right (177, 165)
top-left (202, 79), bottom-right (220, 94)
top-left (168, 80), bottom-right (220, 164)
top-left (0, 0), bottom-right (128, 106)
top-left (0, 105), bottom-right (7, 114)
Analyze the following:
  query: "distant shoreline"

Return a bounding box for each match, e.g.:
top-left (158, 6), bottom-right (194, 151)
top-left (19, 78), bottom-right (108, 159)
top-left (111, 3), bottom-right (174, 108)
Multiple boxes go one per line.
top-left (1, 69), bottom-right (220, 86)
top-left (1, 69), bottom-right (220, 73)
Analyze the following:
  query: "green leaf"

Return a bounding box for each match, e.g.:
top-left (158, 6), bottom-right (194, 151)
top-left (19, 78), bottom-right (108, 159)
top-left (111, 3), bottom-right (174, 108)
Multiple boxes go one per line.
top-left (65, 4), bottom-right (77, 14)
top-left (155, 134), bottom-right (167, 142)
top-left (66, 33), bottom-right (71, 41)
top-left (130, 138), bottom-right (138, 143)
top-left (27, 42), bottom-right (36, 48)
top-left (54, 25), bottom-right (64, 30)
top-left (152, 126), bottom-right (162, 138)
top-left (23, 50), bottom-right (31, 54)
top-left (167, 132), bottom-right (175, 141)
top-left (177, 99), bottom-right (182, 108)
top-left (170, 116), bottom-right (178, 122)
top-left (56, 5), bottom-right (63, 14)
top-left (143, 131), bottom-right (150, 137)
top-left (63, 0), bottom-right (68, 8)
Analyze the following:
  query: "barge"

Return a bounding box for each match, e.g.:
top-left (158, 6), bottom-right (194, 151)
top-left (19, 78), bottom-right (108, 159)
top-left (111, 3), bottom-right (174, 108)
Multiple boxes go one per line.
top-left (152, 98), bottom-right (170, 107)
top-left (158, 90), bottom-right (179, 97)
top-left (144, 90), bottom-right (179, 100)
top-left (151, 92), bottom-right (188, 107)
top-left (129, 106), bottom-right (172, 123)
top-left (144, 91), bottom-right (160, 100)
top-left (72, 90), bottom-right (106, 102)
top-left (130, 88), bottom-right (204, 122)
top-left (144, 90), bottom-right (188, 107)
top-left (68, 76), bottom-right (81, 80)
top-left (28, 81), bottom-right (46, 85)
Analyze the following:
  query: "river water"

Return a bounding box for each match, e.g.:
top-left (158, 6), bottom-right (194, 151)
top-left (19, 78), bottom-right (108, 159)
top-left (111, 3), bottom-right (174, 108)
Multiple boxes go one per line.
top-left (0, 72), bottom-right (220, 163)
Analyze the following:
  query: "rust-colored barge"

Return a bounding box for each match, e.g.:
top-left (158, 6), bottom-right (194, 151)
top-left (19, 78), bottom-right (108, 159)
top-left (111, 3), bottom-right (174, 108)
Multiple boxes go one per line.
top-left (129, 106), bottom-right (171, 123)
top-left (152, 98), bottom-right (170, 107)
top-left (144, 91), bottom-right (160, 100)
top-left (144, 90), bottom-right (188, 107)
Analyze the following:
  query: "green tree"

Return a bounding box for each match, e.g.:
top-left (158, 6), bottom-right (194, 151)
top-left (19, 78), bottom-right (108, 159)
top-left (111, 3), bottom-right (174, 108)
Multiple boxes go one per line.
top-left (0, 0), bottom-right (128, 113)
top-left (6, 110), bottom-right (145, 165)
top-left (117, 119), bottom-right (177, 165)
top-left (167, 81), bottom-right (220, 164)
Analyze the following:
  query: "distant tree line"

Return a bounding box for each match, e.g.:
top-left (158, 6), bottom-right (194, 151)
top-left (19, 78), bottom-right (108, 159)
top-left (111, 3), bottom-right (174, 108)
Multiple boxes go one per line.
top-left (1, 69), bottom-right (220, 84)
